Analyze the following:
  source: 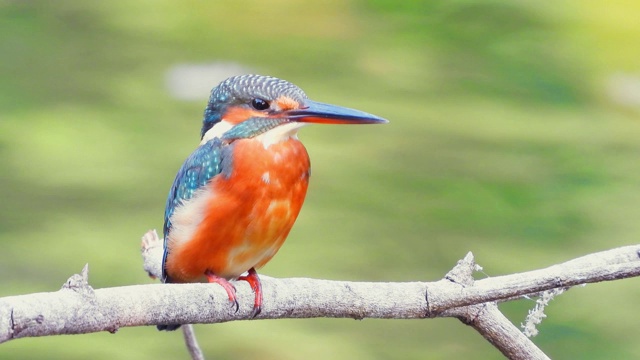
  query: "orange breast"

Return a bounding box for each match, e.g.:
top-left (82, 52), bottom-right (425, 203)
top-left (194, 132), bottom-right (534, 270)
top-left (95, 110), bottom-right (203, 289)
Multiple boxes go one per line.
top-left (165, 138), bottom-right (310, 282)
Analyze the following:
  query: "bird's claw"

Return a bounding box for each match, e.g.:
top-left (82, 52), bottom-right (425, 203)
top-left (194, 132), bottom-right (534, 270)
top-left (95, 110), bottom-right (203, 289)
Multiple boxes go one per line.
top-left (249, 305), bottom-right (262, 318)
top-left (237, 268), bottom-right (263, 319)
top-left (205, 270), bottom-right (239, 312)
top-left (206, 268), bottom-right (262, 317)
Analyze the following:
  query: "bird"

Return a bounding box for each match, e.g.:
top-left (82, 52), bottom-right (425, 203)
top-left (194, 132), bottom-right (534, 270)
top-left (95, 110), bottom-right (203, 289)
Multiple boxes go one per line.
top-left (158, 74), bottom-right (387, 331)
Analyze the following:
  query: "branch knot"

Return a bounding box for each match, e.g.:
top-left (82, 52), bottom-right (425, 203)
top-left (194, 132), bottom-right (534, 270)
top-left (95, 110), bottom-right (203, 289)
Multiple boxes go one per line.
top-left (62, 264), bottom-right (95, 300)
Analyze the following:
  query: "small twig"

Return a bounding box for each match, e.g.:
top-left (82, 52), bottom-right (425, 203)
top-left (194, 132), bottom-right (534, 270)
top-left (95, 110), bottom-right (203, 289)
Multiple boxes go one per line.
top-left (141, 229), bottom-right (163, 280)
top-left (440, 252), bottom-right (550, 359)
top-left (182, 324), bottom-right (204, 360)
top-left (457, 303), bottom-right (551, 360)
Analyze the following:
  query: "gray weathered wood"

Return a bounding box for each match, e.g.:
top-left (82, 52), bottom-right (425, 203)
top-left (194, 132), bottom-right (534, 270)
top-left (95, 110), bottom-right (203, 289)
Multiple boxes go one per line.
top-left (1, 230), bottom-right (638, 360)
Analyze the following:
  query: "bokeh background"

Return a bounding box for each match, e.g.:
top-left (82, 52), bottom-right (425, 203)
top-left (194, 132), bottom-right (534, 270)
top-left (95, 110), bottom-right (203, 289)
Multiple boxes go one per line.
top-left (2, 1), bottom-right (640, 359)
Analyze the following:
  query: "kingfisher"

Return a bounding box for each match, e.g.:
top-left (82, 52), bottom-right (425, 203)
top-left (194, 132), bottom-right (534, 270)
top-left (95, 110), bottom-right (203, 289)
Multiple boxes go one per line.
top-left (158, 74), bottom-right (387, 331)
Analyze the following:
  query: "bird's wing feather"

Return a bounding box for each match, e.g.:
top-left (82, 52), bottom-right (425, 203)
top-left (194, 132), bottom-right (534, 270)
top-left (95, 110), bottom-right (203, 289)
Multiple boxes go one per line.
top-left (161, 137), bottom-right (228, 282)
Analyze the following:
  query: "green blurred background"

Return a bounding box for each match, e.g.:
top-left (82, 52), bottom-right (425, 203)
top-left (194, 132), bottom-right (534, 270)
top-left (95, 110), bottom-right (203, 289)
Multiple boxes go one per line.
top-left (1, 0), bottom-right (640, 359)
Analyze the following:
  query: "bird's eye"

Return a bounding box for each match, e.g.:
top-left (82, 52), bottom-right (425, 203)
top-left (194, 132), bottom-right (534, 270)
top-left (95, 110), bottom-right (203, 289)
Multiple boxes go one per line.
top-left (251, 98), bottom-right (270, 111)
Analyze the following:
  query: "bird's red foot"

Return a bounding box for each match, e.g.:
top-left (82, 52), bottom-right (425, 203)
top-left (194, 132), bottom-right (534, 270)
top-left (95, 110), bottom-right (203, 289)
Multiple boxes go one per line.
top-left (237, 268), bottom-right (262, 318)
top-left (205, 270), bottom-right (239, 312)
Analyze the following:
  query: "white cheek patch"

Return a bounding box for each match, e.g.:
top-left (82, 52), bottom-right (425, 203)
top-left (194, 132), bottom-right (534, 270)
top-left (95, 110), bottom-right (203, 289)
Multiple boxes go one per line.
top-left (201, 120), bottom-right (233, 144)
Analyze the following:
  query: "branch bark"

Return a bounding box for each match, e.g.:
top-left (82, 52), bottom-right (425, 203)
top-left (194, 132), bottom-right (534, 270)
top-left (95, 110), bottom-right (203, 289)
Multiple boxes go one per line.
top-left (442, 253), bottom-right (550, 360)
top-left (1, 230), bottom-right (639, 360)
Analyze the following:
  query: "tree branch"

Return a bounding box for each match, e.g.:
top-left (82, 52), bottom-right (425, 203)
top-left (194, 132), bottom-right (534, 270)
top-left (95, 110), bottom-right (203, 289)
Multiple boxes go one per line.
top-left (440, 252), bottom-right (550, 360)
top-left (426, 245), bottom-right (640, 314)
top-left (1, 230), bottom-right (639, 360)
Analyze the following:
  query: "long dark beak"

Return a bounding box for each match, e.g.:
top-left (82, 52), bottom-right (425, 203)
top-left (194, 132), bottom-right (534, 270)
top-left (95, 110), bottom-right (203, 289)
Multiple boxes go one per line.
top-left (284, 100), bottom-right (388, 125)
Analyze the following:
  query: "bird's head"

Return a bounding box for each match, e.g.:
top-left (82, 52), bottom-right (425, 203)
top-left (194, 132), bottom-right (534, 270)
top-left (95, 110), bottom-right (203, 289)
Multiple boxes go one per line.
top-left (200, 74), bottom-right (387, 145)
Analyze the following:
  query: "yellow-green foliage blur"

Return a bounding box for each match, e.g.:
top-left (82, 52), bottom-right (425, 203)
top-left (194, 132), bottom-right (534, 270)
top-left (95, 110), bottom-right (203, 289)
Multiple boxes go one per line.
top-left (1, 1), bottom-right (640, 359)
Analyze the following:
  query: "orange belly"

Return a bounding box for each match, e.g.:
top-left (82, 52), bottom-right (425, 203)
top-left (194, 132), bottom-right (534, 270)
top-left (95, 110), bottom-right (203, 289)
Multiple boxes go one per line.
top-left (165, 137), bottom-right (310, 282)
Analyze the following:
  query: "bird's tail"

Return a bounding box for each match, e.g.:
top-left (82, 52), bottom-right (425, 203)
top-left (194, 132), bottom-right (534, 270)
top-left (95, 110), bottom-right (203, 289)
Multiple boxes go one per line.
top-left (157, 324), bottom-right (182, 331)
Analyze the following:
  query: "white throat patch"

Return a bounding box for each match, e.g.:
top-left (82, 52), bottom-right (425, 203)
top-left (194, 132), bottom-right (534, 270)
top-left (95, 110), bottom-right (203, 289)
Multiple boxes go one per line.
top-left (255, 122), bottom-right (307, 148)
